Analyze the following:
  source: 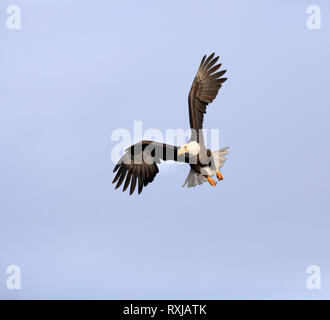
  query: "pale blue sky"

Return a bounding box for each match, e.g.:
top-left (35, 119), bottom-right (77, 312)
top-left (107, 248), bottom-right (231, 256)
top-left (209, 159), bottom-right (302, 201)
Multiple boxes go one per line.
top-left (0, 0), bottom-right (329, 299)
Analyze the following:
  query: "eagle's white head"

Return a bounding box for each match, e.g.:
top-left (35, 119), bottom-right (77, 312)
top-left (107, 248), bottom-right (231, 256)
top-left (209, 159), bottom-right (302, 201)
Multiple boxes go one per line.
top-left (178, 141), bottom-right (201, 157)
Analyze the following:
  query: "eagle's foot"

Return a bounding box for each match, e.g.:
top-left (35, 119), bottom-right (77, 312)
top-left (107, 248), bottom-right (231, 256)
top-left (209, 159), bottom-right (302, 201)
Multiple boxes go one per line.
top-left (207, 177), bottom-right (217, 187)
top-left (216, 171), bottom-right (223, 181)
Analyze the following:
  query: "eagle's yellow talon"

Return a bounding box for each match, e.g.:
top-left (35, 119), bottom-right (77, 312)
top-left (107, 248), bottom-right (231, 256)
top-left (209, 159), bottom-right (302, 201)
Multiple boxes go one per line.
top-left (216, 171), bottom-right (223, 181)
top-left (207, 177), bottom-right (217, 186)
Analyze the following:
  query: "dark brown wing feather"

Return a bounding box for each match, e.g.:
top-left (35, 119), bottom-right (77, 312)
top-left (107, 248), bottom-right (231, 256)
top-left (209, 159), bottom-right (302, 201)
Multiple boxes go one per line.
top-left (188, 53), bottom-right (227, 141)
top-left (112, 141), bottom-right (188, 195)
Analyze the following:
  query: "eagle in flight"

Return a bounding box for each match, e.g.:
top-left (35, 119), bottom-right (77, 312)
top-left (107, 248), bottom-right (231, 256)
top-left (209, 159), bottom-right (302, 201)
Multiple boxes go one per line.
top-left (113, 53), bottom-right (229, 195)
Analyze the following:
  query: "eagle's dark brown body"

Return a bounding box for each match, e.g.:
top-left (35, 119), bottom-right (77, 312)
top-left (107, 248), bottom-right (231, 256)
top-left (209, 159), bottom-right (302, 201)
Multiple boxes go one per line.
top-left (190, 149), bottom-right (213, 175)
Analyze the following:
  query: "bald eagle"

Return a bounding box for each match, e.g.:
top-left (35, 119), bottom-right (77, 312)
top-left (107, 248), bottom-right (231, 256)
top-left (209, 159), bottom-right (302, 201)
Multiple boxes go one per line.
top-left (113, 53), bottom-right (229, 195)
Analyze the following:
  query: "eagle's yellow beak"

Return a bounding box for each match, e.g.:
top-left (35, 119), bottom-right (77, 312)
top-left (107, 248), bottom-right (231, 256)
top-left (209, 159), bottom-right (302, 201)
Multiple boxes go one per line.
top-left (177, 146), bottom-right (186, 156)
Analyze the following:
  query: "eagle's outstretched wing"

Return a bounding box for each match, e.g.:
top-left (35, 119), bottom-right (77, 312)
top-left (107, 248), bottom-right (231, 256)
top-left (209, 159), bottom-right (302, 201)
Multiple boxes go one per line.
top-left (112, 141), bottom-right (188, 195)
top-left (188, 53), bottom-right (227, 142)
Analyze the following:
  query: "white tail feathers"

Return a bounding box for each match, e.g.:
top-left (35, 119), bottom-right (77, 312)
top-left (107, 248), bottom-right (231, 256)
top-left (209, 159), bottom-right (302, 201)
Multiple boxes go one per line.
top-left (212, 146), bottom-right (229, 171)
top-left (182, 170), bottom-right (207, 188)
top-left (182, 146), bottom-right (229, 188)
